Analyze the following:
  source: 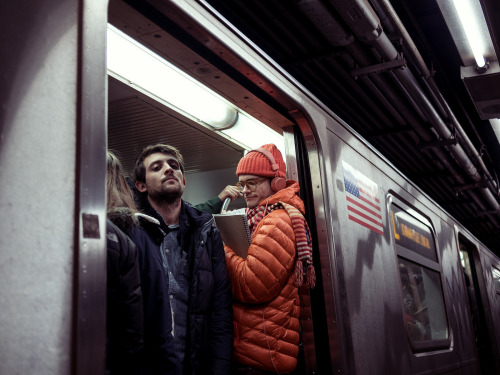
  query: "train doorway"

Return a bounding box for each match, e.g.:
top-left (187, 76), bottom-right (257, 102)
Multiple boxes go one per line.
top-left (106, 1), bottom-right (324, 374)
top-left (459, 236), bottom-right (495, 374)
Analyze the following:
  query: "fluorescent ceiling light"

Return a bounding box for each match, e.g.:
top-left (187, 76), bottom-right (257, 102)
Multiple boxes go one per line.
top-left (437, 0), bottom-right (496, 68)
top-left (490, 118), bottom-right (500, 145)
top-left (107, 25), bottom-right (236, 129)
top-left (452, 0), bottom-right (486, 67)
top-left (223, 113), bottom-right (284, 151)
top-left (106, 24), bottom-right (284, 155)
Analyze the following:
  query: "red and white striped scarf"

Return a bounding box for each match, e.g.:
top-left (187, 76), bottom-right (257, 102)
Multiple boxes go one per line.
top-left (247, 202), bottom-right (315, 288)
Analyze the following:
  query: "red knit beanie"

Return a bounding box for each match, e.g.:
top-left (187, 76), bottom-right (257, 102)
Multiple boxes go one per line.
top-left (236, 144), bottom-right (286, 178)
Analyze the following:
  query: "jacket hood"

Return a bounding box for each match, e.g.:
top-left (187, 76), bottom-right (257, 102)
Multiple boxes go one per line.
top-left (107, 207), bottom-right (160, 233)
top-left (107, 207), bottom-right (137, 232)
top-left (257, 180), bottom-right (305, 214)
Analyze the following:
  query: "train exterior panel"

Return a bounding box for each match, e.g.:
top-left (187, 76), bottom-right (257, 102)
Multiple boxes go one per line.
top-left (326, 127), bottom-right (480, 374)
top-left (1, 0), bottom-right (500, 374)
top-left (1, 0), bottom-right (80, 373)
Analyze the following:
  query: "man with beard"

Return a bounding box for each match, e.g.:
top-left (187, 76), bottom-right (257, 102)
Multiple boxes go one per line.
top-left (133, 144), bottom-right (233, 375)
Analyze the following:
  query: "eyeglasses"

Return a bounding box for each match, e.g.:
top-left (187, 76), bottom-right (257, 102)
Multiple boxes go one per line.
top-left (235, 178), bottom-right (267, 192)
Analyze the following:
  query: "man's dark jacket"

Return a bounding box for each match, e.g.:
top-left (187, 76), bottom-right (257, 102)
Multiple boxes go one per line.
top-left (108, 209), bottom-right (178, 375)
top-left (106, 219), bottom-right (144, 375)
top-left (138, 196), bottom-right (233, 375)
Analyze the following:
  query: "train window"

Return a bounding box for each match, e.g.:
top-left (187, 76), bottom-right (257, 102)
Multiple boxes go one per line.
top-left (390, 201), bottom-right (450, 351)
top-left (493, 268), bottom-right (500, 307)
top-left (493, 268), bottom-right (500, 291)
top-left (398, 258), bottom-right (448, 343)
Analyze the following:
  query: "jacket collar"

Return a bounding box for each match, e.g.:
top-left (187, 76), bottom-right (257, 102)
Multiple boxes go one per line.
top-left (256, 180), bottom-right (305, 214)
top-left (137, 191), bottom-right (212, 233)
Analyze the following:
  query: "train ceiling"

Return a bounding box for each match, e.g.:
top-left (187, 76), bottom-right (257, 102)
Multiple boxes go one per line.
top-left (110, 0), bottom-right (500, 251)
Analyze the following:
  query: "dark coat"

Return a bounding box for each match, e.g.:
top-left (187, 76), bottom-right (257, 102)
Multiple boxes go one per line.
top-left (108, 209), bottom-right (179, 375)
top-left (106, 219), bottom-right (144, 375)
top-left (137, 197), bottom-right (233, 375)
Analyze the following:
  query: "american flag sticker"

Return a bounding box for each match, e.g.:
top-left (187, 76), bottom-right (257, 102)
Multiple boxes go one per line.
top-left (342, 161), bottom-right (384, 235)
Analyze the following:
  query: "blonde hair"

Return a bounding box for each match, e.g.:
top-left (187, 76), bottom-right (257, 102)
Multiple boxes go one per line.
top-left (106, 151), bottom-right (137, 212)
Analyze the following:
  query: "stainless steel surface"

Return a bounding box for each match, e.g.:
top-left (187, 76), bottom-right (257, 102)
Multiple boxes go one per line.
top-left (0, 0), bottom-right (79, 374)
top-left (289, 110), bottom-right (343, 374)
top-left (327, 131), bottom-right (478, 374)
top-left (481, 249), bottom-right (500, 368)
top-left (74, 0), bottom-right (108, 374)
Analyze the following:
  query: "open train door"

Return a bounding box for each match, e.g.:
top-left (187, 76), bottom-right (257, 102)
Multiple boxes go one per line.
top-left (459, 235), bottom-right (498, 374)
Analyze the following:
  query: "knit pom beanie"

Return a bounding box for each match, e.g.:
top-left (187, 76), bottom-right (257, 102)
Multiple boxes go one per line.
top-left (236, 144), bottom-right (286, 178)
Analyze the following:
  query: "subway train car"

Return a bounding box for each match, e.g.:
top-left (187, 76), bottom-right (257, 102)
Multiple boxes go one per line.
top-left (2, 0), bottom-right (500, 374)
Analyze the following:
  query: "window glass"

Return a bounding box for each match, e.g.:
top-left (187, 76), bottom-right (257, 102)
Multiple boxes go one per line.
top-left (493, 268), bottom-right (500, 292)
top-left (398, 258), bottom-right (449, 342)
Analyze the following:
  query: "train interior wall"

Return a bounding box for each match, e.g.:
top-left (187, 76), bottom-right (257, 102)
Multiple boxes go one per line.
top-left (184, 168), bottom-right (246, 211)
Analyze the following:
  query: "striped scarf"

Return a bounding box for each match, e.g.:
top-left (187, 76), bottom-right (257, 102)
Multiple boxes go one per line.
top-left (247, 202), bottom-right (315, 288)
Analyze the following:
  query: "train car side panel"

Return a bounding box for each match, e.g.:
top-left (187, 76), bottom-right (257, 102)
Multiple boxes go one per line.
top-left (0, 0), bottom-right (80, 373)
top-left (477, 245), bottom-right (500, 371)
top-left (323, 126), bottom-right (479, 374)
top-left (325, 128), bottom-right (409, 374)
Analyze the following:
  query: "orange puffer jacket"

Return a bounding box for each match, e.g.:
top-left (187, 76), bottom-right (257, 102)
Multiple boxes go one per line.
top-left (224, 180), bottom-right (304, 373)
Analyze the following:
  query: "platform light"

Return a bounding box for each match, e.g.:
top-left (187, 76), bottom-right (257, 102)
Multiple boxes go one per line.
top-left (106, 24), bottom-right (284, 154)
top-left (490, 119), bottom-right (500, 145)
top-left (451, 0), bottom-right (486, 67)
top-left (437, 0), bottom-right (495, 69)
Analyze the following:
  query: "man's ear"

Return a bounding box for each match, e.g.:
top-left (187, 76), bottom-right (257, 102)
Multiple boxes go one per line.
top-left (135, 180), bottom-right (147, 193)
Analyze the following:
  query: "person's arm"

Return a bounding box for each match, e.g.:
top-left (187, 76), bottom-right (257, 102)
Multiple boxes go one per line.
top-left (224, 210), bottom-right (296, 304)
top-left (207, 227), bottom-right (233, 374)
top-left (194, 197), bottom-right (223, 214)
top-left (194, 185), bottom-right (242, 214)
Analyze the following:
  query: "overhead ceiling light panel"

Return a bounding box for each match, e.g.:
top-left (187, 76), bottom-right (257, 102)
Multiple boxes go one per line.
top-left (106, 24), bottom-right (283, 151)
top-left (222, 112), bottom-right (286, 157)
top-left (107, 24), bottom-right (236, 129)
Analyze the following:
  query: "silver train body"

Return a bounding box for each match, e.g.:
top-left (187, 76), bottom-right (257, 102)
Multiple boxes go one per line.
top-left (1, 0), bottom-right (499, 374)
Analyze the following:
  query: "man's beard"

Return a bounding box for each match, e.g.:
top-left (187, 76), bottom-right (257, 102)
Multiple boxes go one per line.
top-left (148, 184), bottom-right (183, 205)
